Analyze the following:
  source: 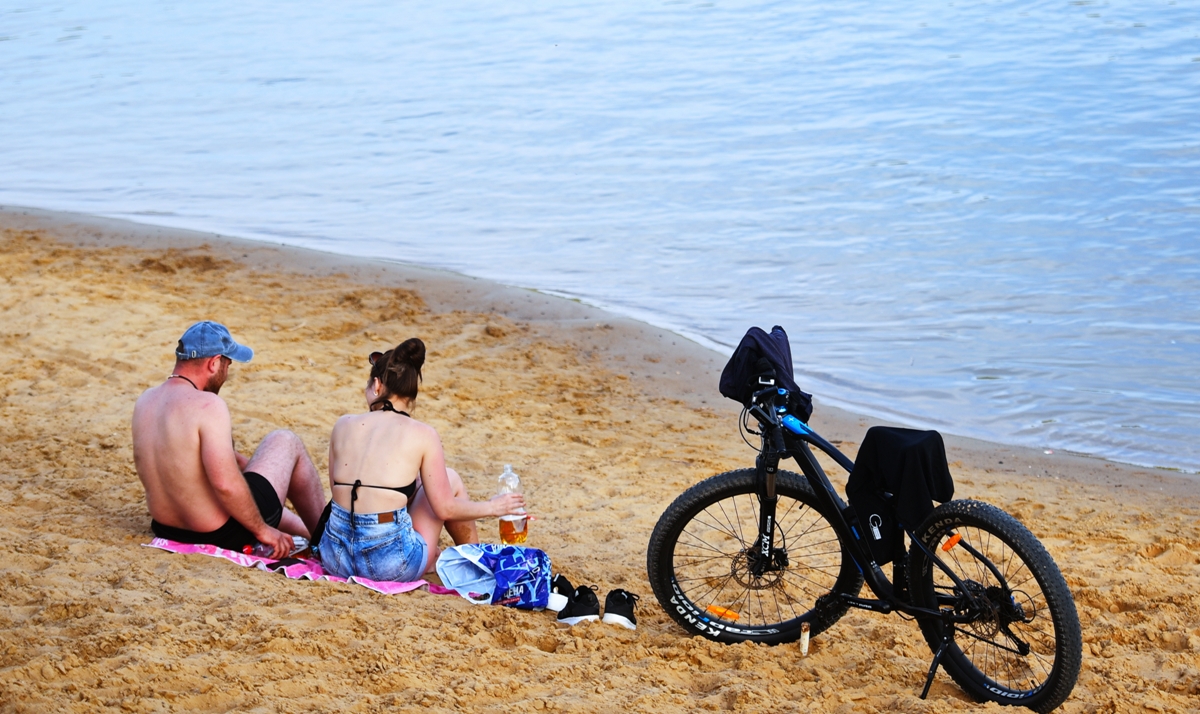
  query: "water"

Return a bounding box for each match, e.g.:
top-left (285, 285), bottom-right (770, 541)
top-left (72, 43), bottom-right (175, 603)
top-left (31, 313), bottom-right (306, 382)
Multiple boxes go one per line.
top-left (2, 1), bottom-right (1198, 472)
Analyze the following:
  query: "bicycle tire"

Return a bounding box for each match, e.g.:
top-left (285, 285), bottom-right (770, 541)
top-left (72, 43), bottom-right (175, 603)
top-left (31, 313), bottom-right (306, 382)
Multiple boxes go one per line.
top-left (647, 468), bottom-right (863, 644)
top-left (907, 500), bottom-right (1082, 712)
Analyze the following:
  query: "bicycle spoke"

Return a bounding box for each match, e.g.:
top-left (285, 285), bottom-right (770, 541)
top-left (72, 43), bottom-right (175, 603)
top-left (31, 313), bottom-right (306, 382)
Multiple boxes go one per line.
top-left (953, 625), bottom-right (1037, 672)
top-left (688, 510), bottom-right (745, 546)
top-left (676, 530), bottom-right (740, 557)
top-left (778, 569), bottom-right (832, 601)
top-left (733, 494), bottom-right (750, 546)
top-left (687, 568), bottom-right (740, 610)
top-left (782, 509), bottom-right (829, 543)
top-left (777, 575), bottom-right (804, 622)
top-left (652, 470), bottom-right (862, 643)
top-left (674, 547), bottom-right (738, 570)
top-left (923, 515), bottom-right (1071, 698)
top-left (678, 490), bottom-right (841, 628)
top-left (714, 497), bottom-right (742, 548)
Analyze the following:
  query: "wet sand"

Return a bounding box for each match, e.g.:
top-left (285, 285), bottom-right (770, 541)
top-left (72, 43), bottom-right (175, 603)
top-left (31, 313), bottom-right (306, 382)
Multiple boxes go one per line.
top-left (1, 206), bottom-right (1197, 713)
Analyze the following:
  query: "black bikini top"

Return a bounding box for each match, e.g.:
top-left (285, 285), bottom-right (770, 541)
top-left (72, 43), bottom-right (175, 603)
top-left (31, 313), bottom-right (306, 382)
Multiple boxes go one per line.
top-left (333, 401), bottom-right (417, 521)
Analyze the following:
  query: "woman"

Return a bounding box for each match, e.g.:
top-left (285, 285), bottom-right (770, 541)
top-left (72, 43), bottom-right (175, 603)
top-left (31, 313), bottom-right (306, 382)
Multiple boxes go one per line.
top-left (317, 337), bottom-right (525, 582)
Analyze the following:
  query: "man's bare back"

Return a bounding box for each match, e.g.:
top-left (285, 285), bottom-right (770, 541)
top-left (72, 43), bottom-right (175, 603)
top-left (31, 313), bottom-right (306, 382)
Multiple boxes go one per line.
top-left (133, 374), bottom-right (252, 532)
top-left (131, 321), bottom-right (325, 558)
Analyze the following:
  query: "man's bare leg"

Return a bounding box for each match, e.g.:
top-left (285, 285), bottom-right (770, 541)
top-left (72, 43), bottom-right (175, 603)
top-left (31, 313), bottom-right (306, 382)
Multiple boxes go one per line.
top-left (244, 430), bottom-right (326, 536)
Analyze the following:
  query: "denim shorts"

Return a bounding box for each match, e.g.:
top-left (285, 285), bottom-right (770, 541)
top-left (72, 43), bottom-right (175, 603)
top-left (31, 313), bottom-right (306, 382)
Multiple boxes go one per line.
top-left (317, 501), bottom-right (429, 582)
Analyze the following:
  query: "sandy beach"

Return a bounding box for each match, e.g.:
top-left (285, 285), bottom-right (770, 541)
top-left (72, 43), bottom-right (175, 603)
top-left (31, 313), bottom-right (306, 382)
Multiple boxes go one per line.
top-left (1, 206), bottom-right (1197, 713)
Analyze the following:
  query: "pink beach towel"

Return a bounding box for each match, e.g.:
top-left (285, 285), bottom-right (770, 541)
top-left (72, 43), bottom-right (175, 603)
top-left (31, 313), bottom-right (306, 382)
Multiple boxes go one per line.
top-left (144, 538), bottom-right (457, 596)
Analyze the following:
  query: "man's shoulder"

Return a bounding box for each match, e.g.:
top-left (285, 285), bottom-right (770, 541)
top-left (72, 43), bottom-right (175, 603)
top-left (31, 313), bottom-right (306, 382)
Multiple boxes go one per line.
top-left (189, 389), bottom-right (231, 419)
top-left (135, 382), bottom-right (163, 404)
top-left (139, 382), bottom-right (229, 419)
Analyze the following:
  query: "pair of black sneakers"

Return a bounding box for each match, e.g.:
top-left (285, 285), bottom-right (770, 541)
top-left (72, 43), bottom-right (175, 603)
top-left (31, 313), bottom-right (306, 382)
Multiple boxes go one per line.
top-left (551, 574), bottom-right (640, 630)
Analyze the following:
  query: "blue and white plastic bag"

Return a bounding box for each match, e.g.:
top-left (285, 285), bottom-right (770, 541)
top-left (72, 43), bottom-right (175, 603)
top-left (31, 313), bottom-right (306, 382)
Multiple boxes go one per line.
top-left (435, 543), bottom-right (551, 609)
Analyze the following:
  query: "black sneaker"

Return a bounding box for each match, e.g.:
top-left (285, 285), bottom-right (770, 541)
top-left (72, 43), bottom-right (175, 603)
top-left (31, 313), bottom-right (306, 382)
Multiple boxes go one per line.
top-left (602, 589), bottom-right (640, 630)
top-left (552, 573), bottom-right (574, 598)
top-left (556, 585), bottom-right (600, 626)
top-left (548, 574), bottom-right (574, 612)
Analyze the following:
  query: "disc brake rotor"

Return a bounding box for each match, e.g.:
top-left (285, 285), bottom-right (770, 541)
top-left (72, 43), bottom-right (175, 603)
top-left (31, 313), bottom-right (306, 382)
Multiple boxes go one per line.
top-left (732, 549), bottom-right (785, 589)
top-left (957, 580), bottom-right (1001, 638)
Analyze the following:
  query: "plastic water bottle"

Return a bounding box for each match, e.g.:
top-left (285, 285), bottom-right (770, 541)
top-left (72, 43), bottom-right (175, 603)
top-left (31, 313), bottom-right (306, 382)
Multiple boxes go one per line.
top-left (497, 464), bottom-right (528, 545)
top-left (291, 535), bottom-right (309, 554)
top-left (243, 535), bottom-right (308, 558)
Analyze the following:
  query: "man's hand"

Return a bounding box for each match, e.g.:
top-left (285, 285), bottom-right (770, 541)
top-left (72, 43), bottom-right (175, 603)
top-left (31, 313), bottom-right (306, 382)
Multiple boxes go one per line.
top-left (489, 493), bottom-right (526, 518)
top-left (255, 526), bottom-right (296, 559)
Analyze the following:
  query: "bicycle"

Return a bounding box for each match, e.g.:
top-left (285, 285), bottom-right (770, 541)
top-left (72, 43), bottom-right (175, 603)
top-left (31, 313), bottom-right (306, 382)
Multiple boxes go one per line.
top-left (646, 329), bottom-right (1082, 712)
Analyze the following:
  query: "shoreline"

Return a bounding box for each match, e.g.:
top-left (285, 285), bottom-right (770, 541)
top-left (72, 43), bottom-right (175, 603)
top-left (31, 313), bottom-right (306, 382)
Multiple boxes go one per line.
top-left (3, 204), bottom-right (1194, 497)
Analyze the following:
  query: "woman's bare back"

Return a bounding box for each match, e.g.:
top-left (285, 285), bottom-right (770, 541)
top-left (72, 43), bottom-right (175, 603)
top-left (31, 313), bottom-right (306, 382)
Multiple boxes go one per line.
top-left (328, 410), bottom-right (436, 514)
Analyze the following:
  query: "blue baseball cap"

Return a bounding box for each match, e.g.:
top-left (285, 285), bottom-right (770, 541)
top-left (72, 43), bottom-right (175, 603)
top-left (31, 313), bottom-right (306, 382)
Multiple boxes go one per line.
top-left (174, 321), bottom-right (254, 362)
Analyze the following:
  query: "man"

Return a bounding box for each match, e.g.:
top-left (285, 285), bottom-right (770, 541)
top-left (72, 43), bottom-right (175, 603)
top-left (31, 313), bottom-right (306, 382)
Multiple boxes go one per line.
top-left (132, 321), bottom-right (326, 558)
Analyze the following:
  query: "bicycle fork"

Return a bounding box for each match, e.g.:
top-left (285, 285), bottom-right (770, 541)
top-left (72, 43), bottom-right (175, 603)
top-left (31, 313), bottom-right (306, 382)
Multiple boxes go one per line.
top-left (749, 451), bottom-right (787, 577)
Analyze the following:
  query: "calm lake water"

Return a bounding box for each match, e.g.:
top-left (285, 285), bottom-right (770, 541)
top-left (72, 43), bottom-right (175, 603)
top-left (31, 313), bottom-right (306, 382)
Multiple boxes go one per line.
top-left (2, 1), bottom-right (1198, 471)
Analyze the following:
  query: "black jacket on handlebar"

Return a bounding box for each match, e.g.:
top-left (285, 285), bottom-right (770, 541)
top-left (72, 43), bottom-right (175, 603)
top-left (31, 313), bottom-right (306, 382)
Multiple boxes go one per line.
top-left (719, 325), bottom-right (813, 422)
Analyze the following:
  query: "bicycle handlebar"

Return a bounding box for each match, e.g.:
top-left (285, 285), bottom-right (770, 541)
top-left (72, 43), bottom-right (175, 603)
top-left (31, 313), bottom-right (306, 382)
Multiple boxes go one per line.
top-left (748, 385), bottom-right (857, 474)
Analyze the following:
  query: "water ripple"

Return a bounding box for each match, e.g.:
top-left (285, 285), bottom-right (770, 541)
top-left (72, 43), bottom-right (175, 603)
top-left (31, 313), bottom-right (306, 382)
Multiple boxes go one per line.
top-left (2, 0), bottom-right (1198, 470)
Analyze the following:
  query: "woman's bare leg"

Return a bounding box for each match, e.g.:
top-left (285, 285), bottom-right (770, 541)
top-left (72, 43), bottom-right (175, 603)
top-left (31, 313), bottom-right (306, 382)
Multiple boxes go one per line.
top-left (409, 467), bottom-right (479, 573)
top-left (407, 489), bottom-right (442, 574)
top-left (277, 510), bottom-right (308, 537)
top-left (442, 468), bottom-right (480, 545)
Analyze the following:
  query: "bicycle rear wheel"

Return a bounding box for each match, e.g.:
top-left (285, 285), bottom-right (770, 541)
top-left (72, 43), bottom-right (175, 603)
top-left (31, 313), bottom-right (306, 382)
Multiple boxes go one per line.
top-left (647, 468), bottom-right (862, 644)
top-left (908, 500), bottom-right (1081, 712)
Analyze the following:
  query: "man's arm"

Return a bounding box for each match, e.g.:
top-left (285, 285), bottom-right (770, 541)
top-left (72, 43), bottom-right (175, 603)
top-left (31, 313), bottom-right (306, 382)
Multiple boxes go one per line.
top-left (234, 446), bottom-right (250, 472)
top-left (198, 399), bottom-right (293, 557)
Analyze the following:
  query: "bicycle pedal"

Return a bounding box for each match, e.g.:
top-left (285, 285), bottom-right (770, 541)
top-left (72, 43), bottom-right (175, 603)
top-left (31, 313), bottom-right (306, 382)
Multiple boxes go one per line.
top-left (841, 594), bottom-right (892, 614)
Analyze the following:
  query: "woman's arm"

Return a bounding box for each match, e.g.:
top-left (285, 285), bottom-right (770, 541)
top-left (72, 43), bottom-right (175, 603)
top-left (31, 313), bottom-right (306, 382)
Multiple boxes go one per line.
top-left (418, 427), bottom-right (524, 521)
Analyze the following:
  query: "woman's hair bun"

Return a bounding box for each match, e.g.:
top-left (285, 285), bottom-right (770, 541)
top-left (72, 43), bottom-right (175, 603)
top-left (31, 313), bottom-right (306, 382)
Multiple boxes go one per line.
top-left (390, 337), bottom-right (425, 371)
top-left (370, 337), bottom-right (425, 408)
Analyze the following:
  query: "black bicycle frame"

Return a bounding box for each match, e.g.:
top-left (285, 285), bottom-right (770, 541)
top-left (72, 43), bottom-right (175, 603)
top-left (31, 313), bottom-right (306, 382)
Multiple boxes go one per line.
top-left (747, 398), bottom-right (990, 622)
top-left (739, 387), bottom-right (1039, 699)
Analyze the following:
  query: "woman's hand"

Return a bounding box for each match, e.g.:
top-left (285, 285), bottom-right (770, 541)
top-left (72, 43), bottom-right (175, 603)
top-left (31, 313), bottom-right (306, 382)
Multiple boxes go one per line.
top-left (489, 492), bottom-right (526, 518)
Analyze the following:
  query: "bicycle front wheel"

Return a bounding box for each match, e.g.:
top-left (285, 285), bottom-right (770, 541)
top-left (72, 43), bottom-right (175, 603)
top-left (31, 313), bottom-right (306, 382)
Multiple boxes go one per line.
top-left (646, 468), bottom-right (862, 644)
top-left (908, 500), bottom-right (1082, 712)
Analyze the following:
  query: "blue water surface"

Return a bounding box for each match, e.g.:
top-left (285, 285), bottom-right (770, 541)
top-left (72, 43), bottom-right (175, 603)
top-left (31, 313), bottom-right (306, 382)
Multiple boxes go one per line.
top-left (2, 1), bottom-right (1198, 470)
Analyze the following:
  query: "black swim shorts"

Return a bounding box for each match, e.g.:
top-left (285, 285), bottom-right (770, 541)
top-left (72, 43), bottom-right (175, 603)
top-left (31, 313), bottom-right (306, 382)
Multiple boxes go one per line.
top-left (150, 471), bottom-right (284, 551)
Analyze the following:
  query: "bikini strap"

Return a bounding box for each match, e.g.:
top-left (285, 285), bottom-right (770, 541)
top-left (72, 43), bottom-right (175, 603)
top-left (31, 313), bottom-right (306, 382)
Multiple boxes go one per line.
top-left (349, 479), bottom-right (361, 527)
top-left (339, 404), bottom-right (411, 529)
top-left (379, 401), bottom-right (411, 417)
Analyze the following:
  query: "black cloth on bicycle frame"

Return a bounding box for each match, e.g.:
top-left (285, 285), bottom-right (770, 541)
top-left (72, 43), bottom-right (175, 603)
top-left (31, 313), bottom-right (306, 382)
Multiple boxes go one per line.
top-left (846, 426), bottom-right (954, 565)
top-left (719, 325), bottom-right (813, 422)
